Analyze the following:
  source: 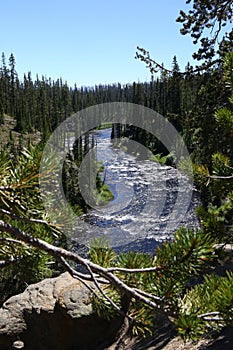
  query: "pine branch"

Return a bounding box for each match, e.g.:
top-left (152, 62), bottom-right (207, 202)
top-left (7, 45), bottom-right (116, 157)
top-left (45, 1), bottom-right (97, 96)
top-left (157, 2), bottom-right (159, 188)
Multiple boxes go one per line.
top-left (58, 256), bottom-right (106, 299)
top-left (84, 260), bottom-right (127, 318)
top-left (0, 256), bottom-right (23, 267)
top-left (58, 256), bottom-right (107, 283)
top-left (0, 208), bottom-right (59, 227)
top-left (198, 311), bottom-right (220, 318)
top-left (0, 237), bottom-right (27, 246)
top-left (135, 47), bottom-right (174, 75)
top-left (134, 288), bottom-right (163, 303)
top-left (0, 220), bottom-right (162, 311)
top-left (208, 175), bottom-right (233, 179)
top-left (106, 266), bottom-right (163, 273)
top-left (198, 311), bottom-right (225, 322)
top-left (135, 46), bottom-right (218, 76)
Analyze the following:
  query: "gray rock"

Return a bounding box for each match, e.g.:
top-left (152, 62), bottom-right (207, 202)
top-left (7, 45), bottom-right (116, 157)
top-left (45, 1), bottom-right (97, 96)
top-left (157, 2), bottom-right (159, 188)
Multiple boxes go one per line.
top-left (12, 340), bottom-right (24, 349)
top-left (0, 272), bottom-right (124, 350)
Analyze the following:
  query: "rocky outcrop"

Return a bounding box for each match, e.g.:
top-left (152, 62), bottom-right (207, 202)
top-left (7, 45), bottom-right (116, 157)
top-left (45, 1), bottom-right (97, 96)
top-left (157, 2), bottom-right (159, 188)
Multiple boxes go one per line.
top-left (0, 272), bottom-right (124, 350)
top-left (2, 270), bottom-right (233, 350)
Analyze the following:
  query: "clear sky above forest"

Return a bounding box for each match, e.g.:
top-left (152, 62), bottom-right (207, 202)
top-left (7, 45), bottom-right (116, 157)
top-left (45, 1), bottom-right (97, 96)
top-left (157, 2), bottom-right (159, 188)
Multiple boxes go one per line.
top-left (1, 0), bottom-right (198, 87)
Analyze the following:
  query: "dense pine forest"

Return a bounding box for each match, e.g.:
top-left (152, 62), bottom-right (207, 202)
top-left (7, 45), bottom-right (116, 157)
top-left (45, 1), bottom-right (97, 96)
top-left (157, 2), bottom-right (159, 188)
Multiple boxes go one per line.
top-left (0, 53), bottom-right (199, 136)
top-left (0, 0), bottom-right (233, 344)
top-left (0, 52), bottom-right (207, 214)
top-left (0, 51), bottom-right (231, 167)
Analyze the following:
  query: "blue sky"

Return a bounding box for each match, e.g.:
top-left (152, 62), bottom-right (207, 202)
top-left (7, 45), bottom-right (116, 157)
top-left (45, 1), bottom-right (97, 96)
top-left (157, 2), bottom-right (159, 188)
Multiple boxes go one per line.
top-left (1, 0), bottom-right (197, 87)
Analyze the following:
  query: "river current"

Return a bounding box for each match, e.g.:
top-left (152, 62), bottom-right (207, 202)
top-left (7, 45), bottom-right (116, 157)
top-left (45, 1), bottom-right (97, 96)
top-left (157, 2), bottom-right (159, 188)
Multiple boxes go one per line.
top-left (71, 128), bottom-right (200, 254)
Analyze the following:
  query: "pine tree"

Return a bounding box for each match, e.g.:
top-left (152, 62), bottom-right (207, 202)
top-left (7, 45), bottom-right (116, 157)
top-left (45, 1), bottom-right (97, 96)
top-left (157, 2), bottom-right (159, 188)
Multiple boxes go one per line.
top-left (167, 56), bottom-right (182, 126)
top-left (177, 0), bottom-right (233, 63)
top-left (0, 52), bottom-right (10, 114)
top-left (9, 53), bottom-right (17, 117)
top-left (194, 52), bottom-right (233, 242)
top-left (0, 101), bottom-right (4, 125)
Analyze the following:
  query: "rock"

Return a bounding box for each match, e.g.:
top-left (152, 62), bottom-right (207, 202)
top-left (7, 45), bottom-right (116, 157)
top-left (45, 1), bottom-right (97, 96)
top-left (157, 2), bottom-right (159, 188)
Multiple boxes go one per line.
top-left (12, 340), bottom-right (24, 349)
top-left (0, 272), bottom-right (124, 350)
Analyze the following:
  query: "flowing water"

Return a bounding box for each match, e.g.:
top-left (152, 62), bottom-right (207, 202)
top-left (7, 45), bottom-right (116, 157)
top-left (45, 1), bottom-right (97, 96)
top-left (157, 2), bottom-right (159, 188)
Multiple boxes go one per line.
top-left (71, 128), bottom-right (200, 254)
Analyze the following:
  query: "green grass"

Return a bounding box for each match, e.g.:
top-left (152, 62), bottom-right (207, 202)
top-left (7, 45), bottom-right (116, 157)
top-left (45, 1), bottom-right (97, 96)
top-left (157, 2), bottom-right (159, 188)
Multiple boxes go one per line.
top-left (98, 183), bottom-right (114, 203)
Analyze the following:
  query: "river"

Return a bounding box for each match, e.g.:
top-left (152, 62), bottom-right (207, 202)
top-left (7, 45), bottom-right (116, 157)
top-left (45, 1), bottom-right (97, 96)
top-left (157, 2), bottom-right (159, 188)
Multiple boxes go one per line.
top-left (71, 128), bottom-right (200, 254)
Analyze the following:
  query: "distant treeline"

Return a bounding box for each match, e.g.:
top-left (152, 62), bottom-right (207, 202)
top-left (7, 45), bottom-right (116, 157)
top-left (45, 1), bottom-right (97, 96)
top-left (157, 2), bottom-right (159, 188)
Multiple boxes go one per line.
top-left (0, 52), bottom-right (230, 167)
top-left (0, 54), bottom-right (199, 134)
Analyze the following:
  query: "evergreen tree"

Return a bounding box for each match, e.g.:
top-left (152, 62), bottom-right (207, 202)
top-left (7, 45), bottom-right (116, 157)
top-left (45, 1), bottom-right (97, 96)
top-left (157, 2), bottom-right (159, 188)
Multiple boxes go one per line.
top-left (177, 0), bottom-right (233, 63)
top-left (167, 56), bottom-right (182, 127)
top-left (9, 53), bottom-right (17, 117)
top-left (0, 52), bottom-right (10, 114)
top-left (0, 101), bottom-right (4, 125)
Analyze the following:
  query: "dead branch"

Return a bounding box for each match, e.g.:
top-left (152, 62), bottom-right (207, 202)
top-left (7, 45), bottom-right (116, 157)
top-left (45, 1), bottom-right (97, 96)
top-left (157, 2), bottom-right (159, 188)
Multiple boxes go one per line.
top-left (0, 256), bottom-right (23, 267)
top-left (0, 220), bottom-right (162, 312)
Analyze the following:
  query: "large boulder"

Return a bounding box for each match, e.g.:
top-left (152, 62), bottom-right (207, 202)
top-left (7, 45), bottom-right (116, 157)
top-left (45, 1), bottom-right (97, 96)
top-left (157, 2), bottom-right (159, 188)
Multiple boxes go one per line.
top-left (0, 272), bottom-right (124, 350)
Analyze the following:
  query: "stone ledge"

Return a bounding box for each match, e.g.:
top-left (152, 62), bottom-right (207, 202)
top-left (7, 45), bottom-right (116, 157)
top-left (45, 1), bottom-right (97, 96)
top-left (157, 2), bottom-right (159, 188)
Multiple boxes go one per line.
top-left (0, 272), bottom-right (124, 350)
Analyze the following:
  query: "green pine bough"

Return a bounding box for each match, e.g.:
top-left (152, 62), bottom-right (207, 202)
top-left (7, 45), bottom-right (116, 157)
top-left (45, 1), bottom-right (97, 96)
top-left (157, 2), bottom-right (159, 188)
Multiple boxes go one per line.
top-left (89, 229), bottom-right (233, 340)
